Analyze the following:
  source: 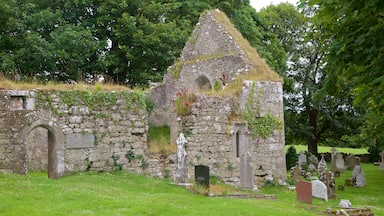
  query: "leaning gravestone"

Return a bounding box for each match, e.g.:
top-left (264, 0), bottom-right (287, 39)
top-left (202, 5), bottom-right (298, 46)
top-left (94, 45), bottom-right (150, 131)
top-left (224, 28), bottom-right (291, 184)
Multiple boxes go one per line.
top-left (296, 181), bottom-right (312, 204)
top-left (380, 151), bottom-right (384, 170)
top-left (352, 165), bottom-right (366, 187)
top-left (335, 153), bottom-right (345, 172)
top-left (311, 180), bottom-right (328, 202)
top-left (298, 151), bottom-right (307, 167)
top-left (195, 165), bottom-right (210, 188)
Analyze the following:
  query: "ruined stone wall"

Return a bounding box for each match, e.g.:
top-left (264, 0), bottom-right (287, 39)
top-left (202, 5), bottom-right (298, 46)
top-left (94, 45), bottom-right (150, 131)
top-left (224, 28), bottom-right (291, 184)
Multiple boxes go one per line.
top-left (178, 80), bottom-right (286, 187)
top-left (0, 90), bottom-right (174, 178)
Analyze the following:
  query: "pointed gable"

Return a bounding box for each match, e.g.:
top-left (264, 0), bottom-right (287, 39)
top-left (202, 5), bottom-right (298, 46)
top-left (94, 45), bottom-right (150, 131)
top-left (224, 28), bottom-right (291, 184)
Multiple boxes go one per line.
top-left (177, 9), bottom-right (282, 87)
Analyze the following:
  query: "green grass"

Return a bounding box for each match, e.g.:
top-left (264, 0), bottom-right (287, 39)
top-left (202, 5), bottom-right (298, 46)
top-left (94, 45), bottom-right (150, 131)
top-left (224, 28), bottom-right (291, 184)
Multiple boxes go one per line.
top-left (1, 164), bottom-right (383, 215)
top-left (286, 145), bottom-right (369, 155)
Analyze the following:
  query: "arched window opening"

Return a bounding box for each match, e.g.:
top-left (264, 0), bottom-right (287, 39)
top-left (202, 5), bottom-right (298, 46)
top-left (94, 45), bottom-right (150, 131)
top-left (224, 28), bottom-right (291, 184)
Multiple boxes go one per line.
top-left (195, 75), bottom-right (211, 91)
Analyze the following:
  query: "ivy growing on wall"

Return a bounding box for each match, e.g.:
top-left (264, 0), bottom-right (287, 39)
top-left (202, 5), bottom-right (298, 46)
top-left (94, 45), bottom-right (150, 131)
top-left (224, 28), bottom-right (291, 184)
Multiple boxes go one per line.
top-left (242, 82), bottom-right (282, 139)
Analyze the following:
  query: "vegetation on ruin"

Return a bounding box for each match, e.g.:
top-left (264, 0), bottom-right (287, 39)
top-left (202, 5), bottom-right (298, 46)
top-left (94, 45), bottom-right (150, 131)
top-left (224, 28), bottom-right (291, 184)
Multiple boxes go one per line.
top-left (147, 125), bottom-right (176, 157)
top-left (242, 83), bottom-right (282, 139)
top-left (0, 163), bottom-right (383, 215)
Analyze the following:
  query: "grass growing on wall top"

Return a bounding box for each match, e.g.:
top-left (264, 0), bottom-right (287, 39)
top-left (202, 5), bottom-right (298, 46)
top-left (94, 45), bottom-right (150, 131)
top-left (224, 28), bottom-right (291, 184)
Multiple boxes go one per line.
top-left (0, 78), bottom-right (132, 91)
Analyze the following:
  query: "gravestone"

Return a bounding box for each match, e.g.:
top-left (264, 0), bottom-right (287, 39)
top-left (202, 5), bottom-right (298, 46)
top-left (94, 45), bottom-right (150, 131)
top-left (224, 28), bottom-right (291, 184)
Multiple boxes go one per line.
top-left (308, 153), bottom-right (319, 167)
top-left (318, 155), bottom-right (327, 174)
top-left (352, 165), bottom-right (366, 187)
top-left (335, 153), bottom-right (345, 172)
top-left (195, 165), bottom-right (210, 188)
top-left (308, 164), bottom-right (316, 173)
top-left (331, 148), bottom-right (338, 171)
top-left (345, 154), bottom-right (356, 170)
top-left (298, 151), bottom-right (307, 167)
top-left (380, 151), bottom-right (384, 170)
top-left (174, 133), bottom-right (188, 183)
top-left (296, 181), bottom-right (312, 204)
top-left (292, 165), bottom-right (302, 182)
top-left (311, 180), bottom-right (328, 202)
top-left (240, 153), bottom-right (253, 189)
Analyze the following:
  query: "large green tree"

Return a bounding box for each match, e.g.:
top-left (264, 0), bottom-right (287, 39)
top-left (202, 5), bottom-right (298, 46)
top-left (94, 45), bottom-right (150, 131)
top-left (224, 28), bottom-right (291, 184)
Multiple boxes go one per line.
top-left (0, 0), bottom-right (287, 88)
top-left (311, 0), bottom-right (384, 152)
top-left (260, 3), bottom-right (362, 154)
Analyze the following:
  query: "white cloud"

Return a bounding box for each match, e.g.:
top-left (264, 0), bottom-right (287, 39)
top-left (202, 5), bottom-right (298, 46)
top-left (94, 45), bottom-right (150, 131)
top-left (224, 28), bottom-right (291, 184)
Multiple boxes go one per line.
top-left (249, 0), bottom-right (298, 11)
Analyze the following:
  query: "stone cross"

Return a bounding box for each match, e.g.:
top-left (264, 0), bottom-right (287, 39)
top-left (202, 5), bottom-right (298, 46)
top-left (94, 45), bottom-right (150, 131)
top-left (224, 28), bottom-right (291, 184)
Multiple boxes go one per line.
top-left (174, 133), bottom-right (188, 183)
top-left (380, 151), bottom-right (384, 170)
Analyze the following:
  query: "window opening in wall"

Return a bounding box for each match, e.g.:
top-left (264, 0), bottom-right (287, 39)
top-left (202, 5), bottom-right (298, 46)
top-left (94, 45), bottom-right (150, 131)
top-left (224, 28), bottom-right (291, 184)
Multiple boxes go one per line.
top-left (195, 75), bottom-right (211, 91)
top-left (236, 131), bottom-right (240, 158)
top-left (11, 96), bottom-right (27, 110)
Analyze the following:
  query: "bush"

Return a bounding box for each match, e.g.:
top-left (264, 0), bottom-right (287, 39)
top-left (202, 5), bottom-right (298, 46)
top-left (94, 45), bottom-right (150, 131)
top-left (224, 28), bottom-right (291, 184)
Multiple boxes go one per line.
top-left (286, 146), bottom-right (297, 170)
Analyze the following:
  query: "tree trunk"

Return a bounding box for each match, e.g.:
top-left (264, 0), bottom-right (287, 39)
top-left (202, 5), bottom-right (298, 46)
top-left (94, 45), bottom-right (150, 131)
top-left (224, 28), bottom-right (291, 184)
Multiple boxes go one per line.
top-left (307, 109), bottom-right (319, 155)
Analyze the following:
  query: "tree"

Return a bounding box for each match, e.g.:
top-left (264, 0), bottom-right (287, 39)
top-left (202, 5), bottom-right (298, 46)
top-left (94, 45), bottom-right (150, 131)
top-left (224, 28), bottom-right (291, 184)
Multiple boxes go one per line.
top-left (260, 3), bottom-right (362, 154)
top-left (311, 0), bottom-right (384, 151)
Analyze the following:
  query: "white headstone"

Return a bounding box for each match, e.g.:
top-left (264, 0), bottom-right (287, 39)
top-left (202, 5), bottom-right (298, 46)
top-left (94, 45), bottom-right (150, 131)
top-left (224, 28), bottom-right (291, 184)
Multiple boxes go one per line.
top-left (339, 199), bottom-right (352, 208)
top-left (311, 180), bottom-right (328, 202)
top-left (298, 151), bottom-right (307, 166)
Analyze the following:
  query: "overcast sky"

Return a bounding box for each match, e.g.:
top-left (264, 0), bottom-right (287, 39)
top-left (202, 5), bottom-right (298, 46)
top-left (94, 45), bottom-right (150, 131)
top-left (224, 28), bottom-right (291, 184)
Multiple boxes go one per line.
top-left (249, 0), bottom-right (298, 11)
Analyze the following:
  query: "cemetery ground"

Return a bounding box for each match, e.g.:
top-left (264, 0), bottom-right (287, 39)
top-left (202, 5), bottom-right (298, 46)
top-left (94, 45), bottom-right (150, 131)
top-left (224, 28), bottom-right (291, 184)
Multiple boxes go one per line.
top-left (286, 145), bottom-right (369, 155)
top-left (1, 163), bottom-right (383, 215)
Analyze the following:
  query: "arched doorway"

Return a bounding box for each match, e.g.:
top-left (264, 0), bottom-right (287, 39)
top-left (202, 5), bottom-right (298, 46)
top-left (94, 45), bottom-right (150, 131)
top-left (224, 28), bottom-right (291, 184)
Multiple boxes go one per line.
top-left (195, 75), bottom-right (212, 91)
top-left (21, 120), bottom-right (65, 178)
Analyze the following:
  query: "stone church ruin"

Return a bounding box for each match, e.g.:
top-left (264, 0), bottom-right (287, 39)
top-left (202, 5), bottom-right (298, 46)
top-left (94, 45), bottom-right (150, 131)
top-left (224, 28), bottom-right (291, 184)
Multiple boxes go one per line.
top-left (0, 10), bottom-right (286, 187)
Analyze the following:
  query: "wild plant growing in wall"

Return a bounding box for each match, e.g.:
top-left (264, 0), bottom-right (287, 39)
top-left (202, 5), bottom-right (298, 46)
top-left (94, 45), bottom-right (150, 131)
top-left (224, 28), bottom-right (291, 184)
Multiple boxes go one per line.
top-left (175, 88), bottom-right (196, 116)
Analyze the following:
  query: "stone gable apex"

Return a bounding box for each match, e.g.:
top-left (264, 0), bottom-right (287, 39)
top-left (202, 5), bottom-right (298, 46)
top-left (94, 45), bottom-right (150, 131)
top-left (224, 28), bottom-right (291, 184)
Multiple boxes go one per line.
top-left (179, 9), bottom-right (282, 83)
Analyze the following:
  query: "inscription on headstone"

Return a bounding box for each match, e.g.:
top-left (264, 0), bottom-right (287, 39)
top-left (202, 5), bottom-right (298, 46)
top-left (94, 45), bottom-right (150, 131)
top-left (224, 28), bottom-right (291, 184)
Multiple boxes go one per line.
top-left (66, 133), bottom-right (95, 148)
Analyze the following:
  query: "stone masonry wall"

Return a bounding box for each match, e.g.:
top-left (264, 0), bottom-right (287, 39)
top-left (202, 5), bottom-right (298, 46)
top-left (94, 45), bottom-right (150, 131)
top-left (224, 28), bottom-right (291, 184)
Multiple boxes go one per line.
top-left (0, 90), bottom-right (174, 178)
top-left (178, 80), bottom-right (286, 187)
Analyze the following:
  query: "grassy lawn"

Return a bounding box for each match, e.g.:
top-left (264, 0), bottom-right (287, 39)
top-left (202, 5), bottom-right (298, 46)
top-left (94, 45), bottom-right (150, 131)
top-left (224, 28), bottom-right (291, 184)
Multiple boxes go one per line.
top-left (1, 164), bottom-right (383, 215)
top-left (286, 145), bottom-right (369, 155)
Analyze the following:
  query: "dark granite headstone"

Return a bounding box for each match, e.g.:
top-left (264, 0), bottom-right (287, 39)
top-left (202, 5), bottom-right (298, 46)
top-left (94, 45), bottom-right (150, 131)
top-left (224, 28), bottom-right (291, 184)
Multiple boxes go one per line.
top-left (195, 165), bottom-right (209, 188)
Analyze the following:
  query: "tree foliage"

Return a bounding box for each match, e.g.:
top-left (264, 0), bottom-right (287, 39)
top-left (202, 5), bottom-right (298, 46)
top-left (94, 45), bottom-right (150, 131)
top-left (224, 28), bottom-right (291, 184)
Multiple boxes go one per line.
top-left (310, 0), bottom-right (384, 151)
top-left (260, 3), bottom-right (363, 154)
top-left (0, 0), bottom-right (286, 88)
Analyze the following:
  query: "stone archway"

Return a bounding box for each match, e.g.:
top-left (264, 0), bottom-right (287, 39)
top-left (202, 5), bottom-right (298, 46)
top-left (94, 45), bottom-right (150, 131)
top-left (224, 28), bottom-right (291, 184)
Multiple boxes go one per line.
top-left (195, 75), bottom-right (212, 91)
top-left (21, 119), bottom-right (65, 178)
